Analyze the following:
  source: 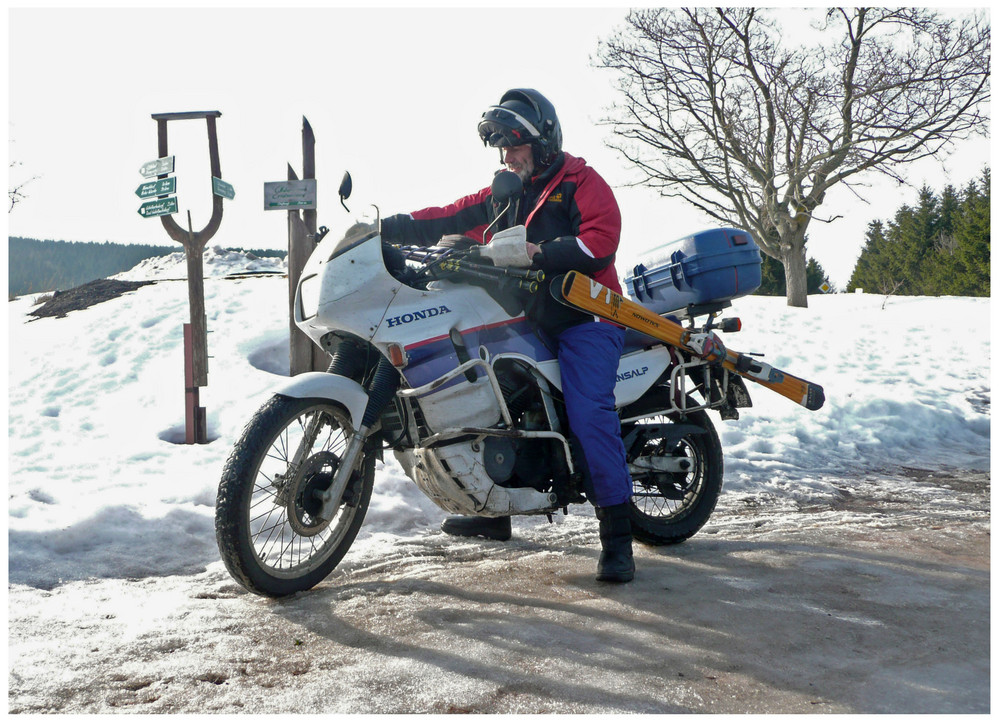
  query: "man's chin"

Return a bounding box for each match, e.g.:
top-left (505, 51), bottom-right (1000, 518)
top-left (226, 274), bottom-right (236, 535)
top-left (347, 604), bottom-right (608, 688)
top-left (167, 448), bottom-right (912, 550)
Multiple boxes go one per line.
top-left (508, 167), bottom-right (533, 183)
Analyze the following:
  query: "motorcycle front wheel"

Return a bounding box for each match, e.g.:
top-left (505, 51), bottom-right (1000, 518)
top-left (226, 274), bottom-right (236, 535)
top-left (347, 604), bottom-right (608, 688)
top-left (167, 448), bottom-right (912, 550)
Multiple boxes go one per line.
top-left (621, 392), bottom-right (724, 545)
top-left (215, 394), bottom-right (375, 597)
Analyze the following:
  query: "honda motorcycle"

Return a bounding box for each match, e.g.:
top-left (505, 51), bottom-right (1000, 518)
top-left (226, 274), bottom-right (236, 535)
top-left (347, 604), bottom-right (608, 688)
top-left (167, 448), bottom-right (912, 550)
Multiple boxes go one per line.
top-left (215, 172), bottom-right (759, 597)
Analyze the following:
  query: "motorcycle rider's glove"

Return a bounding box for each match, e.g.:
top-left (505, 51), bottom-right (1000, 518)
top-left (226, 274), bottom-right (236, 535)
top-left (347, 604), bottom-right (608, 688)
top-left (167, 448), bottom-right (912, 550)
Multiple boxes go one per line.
top-left (480, 225), bottom-right (532, 268)
top-left (379, 214), bottom-right (411, 244)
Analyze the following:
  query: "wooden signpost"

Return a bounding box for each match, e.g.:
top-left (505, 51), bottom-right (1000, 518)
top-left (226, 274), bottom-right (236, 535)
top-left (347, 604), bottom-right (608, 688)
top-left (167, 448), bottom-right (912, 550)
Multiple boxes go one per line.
top-left (264, 116), bottom-right (325, 376)
top-left (139, 110), bottom-right (233, 444)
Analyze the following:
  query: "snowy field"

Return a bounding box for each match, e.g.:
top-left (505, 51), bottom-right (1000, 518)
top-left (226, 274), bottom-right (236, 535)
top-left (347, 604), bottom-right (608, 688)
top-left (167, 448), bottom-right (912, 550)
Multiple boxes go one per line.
top-left (7, 247), bottom-right (990, 712)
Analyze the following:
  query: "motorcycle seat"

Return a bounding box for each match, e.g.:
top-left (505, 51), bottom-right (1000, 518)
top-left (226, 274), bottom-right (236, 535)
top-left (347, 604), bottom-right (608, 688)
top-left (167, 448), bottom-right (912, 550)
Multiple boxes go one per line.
top-left (622, 327), bottom-right (664, 354)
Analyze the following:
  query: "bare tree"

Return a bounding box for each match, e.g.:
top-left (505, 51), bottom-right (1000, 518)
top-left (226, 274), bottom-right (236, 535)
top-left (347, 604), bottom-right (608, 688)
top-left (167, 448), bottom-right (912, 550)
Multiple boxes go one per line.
top-left (9, 161), bottom-right (38, 213)
top-left (597, 7), bottom-right (990, 307)
top-left (879, 277), bottom-right (905, 310)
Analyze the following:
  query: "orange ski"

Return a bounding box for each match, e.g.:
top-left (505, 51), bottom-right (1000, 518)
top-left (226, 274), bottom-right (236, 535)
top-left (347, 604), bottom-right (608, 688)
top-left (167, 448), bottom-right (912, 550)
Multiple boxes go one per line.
top-left (556, 271), bottom-right (825, 411)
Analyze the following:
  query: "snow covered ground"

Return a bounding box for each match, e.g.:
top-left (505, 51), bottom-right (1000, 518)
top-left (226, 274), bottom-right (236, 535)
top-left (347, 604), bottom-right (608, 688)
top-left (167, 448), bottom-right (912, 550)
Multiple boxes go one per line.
top-left (7, 247), bottom-right (990, 712)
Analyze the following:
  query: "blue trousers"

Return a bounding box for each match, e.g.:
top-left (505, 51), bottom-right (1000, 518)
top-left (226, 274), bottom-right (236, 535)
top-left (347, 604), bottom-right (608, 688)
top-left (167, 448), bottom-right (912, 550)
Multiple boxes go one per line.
top-left (556, 321), bottom-right (633, 508)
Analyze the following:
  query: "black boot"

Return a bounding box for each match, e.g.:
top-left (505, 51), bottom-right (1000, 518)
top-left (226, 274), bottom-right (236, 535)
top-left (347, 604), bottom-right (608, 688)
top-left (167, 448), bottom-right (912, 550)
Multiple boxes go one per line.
top-left (595, 503), bottom-right (635, 583)
top-left (440, 515), bottom-right (512, 541)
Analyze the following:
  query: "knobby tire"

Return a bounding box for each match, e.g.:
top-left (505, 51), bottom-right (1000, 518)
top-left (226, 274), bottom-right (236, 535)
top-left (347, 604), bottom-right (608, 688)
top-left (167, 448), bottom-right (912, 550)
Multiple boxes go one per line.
top-left (215, 394), bottom-right (375, 597)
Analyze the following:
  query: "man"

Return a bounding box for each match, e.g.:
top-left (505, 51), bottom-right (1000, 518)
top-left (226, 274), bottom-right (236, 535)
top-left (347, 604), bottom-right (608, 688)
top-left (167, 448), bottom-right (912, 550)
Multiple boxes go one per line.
top-left (380, 89), bottom-right (635, 583)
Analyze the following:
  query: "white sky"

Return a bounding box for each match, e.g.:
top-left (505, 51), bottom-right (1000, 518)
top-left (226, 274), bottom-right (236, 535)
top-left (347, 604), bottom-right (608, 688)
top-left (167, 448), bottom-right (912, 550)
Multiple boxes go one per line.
top-left (7, 6), bottom-right (992, 288)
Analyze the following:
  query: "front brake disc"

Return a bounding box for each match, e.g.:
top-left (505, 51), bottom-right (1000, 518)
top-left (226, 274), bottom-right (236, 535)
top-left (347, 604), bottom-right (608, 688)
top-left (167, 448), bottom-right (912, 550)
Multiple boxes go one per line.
top-left (285, 451), bottom-right (340, 536)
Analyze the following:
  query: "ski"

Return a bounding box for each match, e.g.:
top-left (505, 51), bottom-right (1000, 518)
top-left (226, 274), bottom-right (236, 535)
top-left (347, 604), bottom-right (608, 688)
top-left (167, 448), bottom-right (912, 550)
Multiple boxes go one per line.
top-left (555, 271), bottom-right (825, 411)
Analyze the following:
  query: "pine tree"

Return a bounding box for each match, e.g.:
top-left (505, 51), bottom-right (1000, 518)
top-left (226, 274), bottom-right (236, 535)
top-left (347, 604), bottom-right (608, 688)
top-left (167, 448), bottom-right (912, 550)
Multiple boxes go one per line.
top-left (847, 220), bottom-right (900, 294)
top-left (757, 250), bottom-right (831, 295)
top-left (952, 169), bottom-right (990, 296)
top-left (756, 253), bottom-right (787, 296)
top-left (806, 258), bottom-right (832, 293)
top-left (924, 185), bottom-right (962, 295)
top-left (895, 187), bottom-right (939, 294)
top-left (847, 169), bottom-right (990, 297)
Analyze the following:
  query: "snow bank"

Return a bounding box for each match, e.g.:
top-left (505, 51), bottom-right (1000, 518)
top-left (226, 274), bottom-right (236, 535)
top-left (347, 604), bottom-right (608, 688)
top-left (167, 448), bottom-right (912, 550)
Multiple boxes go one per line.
top-left (112, 245), bottom-right (286, 281)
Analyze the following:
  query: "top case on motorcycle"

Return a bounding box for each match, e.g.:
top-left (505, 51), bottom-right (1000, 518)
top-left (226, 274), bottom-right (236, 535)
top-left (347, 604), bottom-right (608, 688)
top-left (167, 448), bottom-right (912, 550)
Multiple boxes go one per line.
top-left (624, 228), bottom-right (762, 316)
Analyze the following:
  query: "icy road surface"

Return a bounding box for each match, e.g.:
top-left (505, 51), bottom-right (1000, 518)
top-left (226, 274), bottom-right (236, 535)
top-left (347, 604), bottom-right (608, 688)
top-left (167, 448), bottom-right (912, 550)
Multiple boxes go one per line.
top-left (9, 466), bottom-right (988, 714)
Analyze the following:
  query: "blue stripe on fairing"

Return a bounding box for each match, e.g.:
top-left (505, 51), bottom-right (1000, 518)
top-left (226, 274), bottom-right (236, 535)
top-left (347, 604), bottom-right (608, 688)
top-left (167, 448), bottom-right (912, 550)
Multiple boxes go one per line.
top-left (402, 318), bottom-right (555, 388)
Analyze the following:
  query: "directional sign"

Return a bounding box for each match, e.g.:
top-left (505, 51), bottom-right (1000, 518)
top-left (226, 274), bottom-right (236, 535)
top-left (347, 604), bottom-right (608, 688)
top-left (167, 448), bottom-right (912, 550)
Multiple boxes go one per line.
top-left (135, 176), bottom-right (177, 199)
top-left (212, 176), bottom-right (235, 200)
top-left (139, 155), bottom-right (175, 178)
top-left (263, 180), bottom-right (317, 210)
top-left (138, 197), bottom-right (179, 218)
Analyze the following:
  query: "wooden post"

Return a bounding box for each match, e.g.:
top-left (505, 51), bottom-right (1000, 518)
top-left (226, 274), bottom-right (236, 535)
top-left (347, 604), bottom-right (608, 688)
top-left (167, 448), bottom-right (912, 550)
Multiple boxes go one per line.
top-left (302, 118), bottom-right (317, 240)
top-left (301, 118), bottom-right (328, 373)
top-left (288, 116), bottom-right (324, 375)
top-left (185, 211), bottom-right (208, 386)
top-left (183, 323), bottom-right (207, 444)
top-left (152, 110), bottom-right (224, 442)
top-left (287, 163), bottom-right (313, 376)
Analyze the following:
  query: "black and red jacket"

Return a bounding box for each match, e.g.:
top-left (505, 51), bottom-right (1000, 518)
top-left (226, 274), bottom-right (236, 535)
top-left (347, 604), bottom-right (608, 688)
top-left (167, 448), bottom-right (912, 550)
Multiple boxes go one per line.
top-left (381, 152), bottom-right (623, 335)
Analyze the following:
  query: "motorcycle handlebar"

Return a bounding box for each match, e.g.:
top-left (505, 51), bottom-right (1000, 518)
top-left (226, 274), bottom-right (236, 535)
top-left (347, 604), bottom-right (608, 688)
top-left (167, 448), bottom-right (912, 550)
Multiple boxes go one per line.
top-left (394, 243), bottom-right (545, 292)
top-left (437, 257), bottom-right (545, 290)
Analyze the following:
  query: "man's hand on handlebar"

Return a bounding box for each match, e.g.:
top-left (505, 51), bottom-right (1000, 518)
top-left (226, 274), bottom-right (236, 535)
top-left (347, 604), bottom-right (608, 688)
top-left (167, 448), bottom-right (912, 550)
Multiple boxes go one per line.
top-left (478, 225), bottom-right (533, 268)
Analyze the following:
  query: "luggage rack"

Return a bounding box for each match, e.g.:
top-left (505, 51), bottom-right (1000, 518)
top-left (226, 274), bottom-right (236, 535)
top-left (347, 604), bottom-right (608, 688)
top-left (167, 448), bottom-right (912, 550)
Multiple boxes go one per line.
top-left (655, 300), bottom-right (749, 418)
top-left (666, 357), bottom-right (730, 415)
top-left (664, 299), bottom-right (732, 326)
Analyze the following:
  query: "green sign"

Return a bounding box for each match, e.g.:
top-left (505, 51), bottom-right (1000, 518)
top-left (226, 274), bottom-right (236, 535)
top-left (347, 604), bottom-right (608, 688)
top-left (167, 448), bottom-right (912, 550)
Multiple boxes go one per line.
top-left (135, 177), bottom-right (177, 199)
top-left (138, 197), bottom-right (179, 218)
top-left (212, 176), bottom-right (235, 200)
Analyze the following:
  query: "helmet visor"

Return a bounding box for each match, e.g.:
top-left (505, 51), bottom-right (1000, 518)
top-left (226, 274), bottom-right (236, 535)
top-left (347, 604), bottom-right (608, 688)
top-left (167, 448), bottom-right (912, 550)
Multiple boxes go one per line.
top-left (478, 106), bottom-right (541, 148)
top-left (478, 120), bottom-right (527, 148)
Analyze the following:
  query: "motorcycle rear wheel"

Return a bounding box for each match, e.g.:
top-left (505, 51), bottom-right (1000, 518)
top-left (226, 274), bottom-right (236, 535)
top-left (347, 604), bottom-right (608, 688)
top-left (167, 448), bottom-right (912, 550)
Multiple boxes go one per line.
top-left (622, 393), bottom-right (724, 545)
top-left (215, 394), bottom-right (375, 597)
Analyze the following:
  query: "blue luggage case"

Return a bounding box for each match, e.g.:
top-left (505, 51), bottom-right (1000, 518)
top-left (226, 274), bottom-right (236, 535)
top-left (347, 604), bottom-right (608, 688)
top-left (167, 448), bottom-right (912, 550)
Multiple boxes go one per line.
top-left (624, 227), bottom-right (762, 315)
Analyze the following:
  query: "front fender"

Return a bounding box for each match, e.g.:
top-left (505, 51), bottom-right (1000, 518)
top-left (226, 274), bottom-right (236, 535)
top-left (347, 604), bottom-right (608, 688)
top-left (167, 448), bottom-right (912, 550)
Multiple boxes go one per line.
top-left (273, 372), bottom-right (370, 431)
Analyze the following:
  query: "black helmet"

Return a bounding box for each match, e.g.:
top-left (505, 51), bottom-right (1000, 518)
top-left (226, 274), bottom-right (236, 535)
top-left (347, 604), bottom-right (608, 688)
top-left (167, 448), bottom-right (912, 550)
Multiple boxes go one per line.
top-left (478, 88), bottom-right (563, 167)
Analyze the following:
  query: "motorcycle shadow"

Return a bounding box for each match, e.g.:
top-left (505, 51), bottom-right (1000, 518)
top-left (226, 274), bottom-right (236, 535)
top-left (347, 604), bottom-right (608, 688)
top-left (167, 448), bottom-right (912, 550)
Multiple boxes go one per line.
top-left (259, 526), bottom-right (988, 713)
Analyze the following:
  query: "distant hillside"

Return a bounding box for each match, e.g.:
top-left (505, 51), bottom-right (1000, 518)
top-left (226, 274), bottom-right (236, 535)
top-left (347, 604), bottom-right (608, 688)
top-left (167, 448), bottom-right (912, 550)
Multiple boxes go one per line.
top-left (8, 237), bottom-right (285, 297)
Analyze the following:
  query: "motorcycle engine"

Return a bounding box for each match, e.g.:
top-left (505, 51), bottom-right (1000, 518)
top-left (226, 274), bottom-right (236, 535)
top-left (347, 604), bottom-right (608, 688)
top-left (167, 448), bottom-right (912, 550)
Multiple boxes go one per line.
top-left (482, 436), bottom-right (515, 483)
top-left (492, 363), bottom-right (556, 492)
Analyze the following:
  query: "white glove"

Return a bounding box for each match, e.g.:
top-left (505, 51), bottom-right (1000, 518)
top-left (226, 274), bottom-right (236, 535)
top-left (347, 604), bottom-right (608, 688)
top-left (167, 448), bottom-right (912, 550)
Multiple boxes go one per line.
top-left (480, 225), bottom-right (531, 268)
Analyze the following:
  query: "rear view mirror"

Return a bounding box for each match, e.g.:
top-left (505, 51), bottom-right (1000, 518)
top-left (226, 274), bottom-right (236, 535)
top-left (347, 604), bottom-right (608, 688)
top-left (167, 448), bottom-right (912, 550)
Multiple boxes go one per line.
top-left (490, 170), bottom-right (522, 206)
top-left (338, 171), bottom-right (353, 212)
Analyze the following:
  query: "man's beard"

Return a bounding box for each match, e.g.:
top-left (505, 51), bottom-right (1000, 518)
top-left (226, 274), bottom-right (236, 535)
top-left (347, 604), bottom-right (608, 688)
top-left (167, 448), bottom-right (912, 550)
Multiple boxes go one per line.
top-left (508, 158), bottom-right (535, 183)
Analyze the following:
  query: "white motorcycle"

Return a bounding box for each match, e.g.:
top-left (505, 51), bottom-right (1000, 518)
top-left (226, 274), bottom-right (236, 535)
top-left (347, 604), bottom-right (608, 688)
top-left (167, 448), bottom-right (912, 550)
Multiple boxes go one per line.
top-left (215, 172), bottom-right (756, 597)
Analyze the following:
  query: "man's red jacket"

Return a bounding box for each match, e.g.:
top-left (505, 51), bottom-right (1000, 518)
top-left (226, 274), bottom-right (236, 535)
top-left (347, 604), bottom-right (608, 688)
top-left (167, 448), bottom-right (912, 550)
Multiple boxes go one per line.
top-left (380, 152), bottom-right (623, 335)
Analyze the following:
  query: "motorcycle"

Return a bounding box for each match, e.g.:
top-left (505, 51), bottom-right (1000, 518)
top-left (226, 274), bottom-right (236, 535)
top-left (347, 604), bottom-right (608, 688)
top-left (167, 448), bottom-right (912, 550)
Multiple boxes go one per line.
top-left (215, 171), bottom-right (761, 597)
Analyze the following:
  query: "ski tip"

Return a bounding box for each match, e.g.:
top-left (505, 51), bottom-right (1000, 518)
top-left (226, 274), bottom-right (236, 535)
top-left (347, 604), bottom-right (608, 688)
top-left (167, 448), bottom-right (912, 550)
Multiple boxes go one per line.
top-left (805, 384), bottom-right (825, 411)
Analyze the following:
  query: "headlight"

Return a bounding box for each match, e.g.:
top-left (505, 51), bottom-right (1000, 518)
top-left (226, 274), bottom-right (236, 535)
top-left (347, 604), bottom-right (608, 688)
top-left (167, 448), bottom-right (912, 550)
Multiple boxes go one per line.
top-left (298, 273), bottom-right (320, 320)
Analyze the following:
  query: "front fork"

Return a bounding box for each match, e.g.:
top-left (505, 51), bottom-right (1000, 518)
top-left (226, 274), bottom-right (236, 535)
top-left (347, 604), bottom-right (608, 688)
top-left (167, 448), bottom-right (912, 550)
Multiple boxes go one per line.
top-left (316, 425), bottom-right (371, 520)
top-left (317, 355), bottom-right (401, 521)
top-left (272, 409), bottom-right (328, 507)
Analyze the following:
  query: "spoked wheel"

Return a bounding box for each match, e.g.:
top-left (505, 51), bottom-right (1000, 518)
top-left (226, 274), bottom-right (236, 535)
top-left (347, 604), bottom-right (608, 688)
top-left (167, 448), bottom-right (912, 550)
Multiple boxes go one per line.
top-left (215, 394), bottom-right (375, 596)
top-left (621, 392), bottom-right (724, 545)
